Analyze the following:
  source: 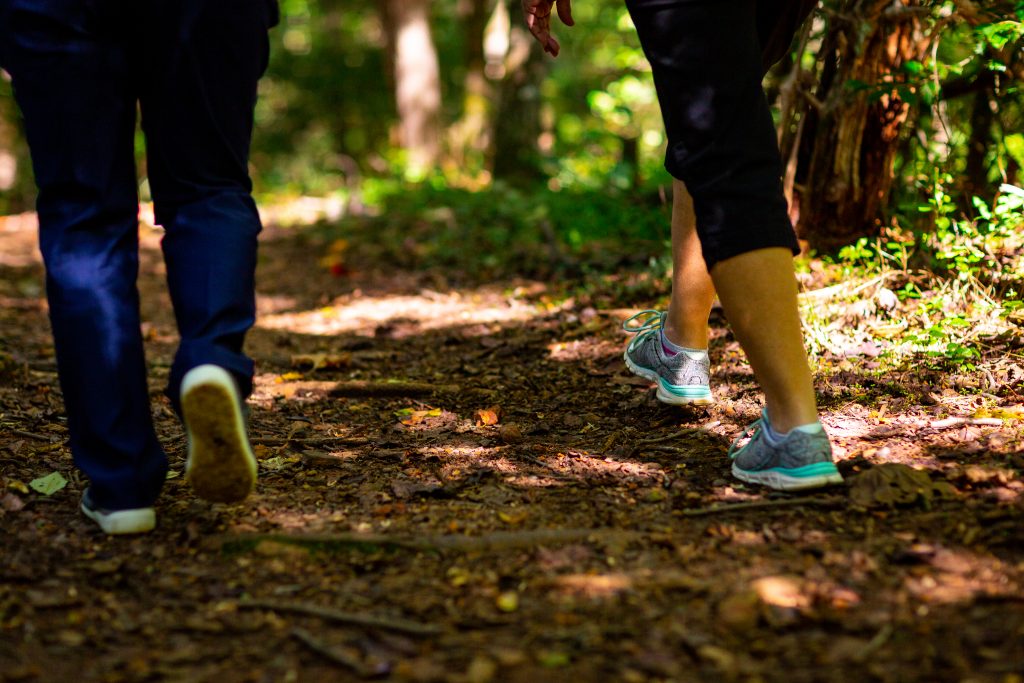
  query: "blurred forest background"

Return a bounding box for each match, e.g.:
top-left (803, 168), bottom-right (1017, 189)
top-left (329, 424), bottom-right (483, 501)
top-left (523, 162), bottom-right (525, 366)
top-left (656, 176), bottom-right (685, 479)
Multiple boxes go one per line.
top-left (0, 0), bottom-right (1022, 271)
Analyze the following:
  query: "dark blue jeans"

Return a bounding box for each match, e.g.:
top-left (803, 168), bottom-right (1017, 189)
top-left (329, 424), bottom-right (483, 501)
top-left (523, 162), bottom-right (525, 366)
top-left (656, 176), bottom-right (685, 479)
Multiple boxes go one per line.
top-left (0, 0), bottom-right (277, 510)
top-left (626, 0), bottom-right (814, 269)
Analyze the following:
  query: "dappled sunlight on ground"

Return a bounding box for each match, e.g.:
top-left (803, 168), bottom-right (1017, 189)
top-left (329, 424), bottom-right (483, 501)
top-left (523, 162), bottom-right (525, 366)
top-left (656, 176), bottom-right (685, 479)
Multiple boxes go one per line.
top-left (257, 288), bottom-right (546, 336)
top-left (5, 206), bottom-right (1024, 681)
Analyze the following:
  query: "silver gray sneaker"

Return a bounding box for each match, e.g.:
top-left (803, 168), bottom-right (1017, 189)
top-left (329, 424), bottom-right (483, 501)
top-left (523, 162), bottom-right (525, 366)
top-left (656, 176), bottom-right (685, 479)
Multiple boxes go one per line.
top-left (622, 310), bottom-right (714, 405)
top-left (729, 409), bottom-right (843, 491)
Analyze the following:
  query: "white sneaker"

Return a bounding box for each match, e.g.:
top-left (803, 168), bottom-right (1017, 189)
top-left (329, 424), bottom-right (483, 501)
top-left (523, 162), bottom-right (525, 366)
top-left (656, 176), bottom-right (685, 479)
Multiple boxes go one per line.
top-left (81, 488), bottom-right (155, 534)
top-left (181, 364), bottom-right (257, 503)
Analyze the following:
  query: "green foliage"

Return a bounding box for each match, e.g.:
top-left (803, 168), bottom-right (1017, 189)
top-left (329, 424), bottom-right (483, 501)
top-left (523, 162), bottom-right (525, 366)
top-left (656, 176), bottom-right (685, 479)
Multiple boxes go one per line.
top-left (319, 180), bottom-right (670, 280)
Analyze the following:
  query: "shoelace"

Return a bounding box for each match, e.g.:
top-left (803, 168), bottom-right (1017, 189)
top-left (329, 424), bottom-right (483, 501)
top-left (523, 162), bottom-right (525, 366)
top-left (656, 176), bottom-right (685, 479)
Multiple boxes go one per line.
top-left (622, 309), bottom-right (665, 336)
top-left (727, 414), bottom-right (764, 460)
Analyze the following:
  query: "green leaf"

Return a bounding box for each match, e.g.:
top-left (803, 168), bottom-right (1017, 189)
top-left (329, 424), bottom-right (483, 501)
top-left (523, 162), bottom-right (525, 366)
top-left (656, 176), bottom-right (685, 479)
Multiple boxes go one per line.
top-left (903, 60), bottom-right (924, 75)
top-left (29, 472), bottom-right (68, 496)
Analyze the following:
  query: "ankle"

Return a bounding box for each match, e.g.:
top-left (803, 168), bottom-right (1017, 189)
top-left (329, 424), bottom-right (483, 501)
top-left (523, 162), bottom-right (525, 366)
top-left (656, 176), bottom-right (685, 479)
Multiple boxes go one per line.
top-left (765, 407), bottom-right (820, 434)
top-left (662, 315), bottom-right (708, 351)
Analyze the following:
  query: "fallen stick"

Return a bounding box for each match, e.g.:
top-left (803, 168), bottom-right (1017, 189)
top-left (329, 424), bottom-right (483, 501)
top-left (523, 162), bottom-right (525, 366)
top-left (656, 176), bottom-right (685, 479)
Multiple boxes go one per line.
top-left (291, 627), bottom-right (374, 676)
top-left (7, 429), bottom-right (56, 443)
top-left (329, 380), bottom-right (460, 398)
top-left (930, 417), bottom-right (1004, 430)
top-left (681, 496), bottom-right (844, 517)
top-left (298, 450), bottom-right (357, 466)
top-left (255, 436), bottom-right (370, 447)
top-left (221, 528), bottom-right (636, 554)
top-left (242, 600), bottom-right (441, 636)
top-left (853, 624), bottom-right (893, 664)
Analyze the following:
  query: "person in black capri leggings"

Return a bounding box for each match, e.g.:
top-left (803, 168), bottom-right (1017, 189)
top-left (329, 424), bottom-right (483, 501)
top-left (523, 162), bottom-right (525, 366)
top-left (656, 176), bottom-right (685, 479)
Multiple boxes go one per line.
top-left (522, 0), bottom-right (842, 491)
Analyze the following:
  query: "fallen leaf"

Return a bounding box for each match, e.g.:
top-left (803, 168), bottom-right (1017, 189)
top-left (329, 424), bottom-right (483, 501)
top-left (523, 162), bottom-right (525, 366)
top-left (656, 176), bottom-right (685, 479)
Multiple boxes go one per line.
top-left (29, 472), bottom-right (68, 496)
top-left (87, 558), bottom-right (124, 575)
top-left (261, 456), bottom-right (300, 471)
top-left (496, 591), bottom-right (519, 613)
top-left (497, 510), bottom-right (528, 525)
top-left (396, 407), bottom-right (442, 426)
top-left (476, 406), bottom-right (502, 426)
top-left (537, 650), bottom-right (570, 668)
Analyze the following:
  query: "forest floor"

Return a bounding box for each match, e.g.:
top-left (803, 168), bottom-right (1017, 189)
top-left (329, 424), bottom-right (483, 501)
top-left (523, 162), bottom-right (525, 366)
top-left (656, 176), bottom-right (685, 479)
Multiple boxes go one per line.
top-left (1, 205), bottom-right (1023, 683)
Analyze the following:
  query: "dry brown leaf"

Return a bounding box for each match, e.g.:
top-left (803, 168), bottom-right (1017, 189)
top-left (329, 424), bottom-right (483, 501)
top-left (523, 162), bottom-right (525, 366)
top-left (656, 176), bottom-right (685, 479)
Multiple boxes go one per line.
top-left (476, 406), bottom-right (502, 426)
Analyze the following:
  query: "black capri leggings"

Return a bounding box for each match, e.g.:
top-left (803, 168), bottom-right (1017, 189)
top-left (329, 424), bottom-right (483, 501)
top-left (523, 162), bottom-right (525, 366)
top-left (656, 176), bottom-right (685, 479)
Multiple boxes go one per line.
top-left (626, 0), bottom-right (815, 269)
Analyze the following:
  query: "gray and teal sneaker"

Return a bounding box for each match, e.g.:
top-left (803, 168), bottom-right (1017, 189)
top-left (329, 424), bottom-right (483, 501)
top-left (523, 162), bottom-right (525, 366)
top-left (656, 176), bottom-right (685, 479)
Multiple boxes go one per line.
top-left (729, 409), bottom-right (843, 491)
top-left (622, 310), bottom-right (714, 406)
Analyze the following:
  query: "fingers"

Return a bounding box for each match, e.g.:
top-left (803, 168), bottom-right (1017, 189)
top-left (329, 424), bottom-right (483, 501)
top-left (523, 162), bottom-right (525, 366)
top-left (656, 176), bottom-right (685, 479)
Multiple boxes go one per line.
top-left (556, 0), bottom-right (574, 27)
top-left (522, 0), bottom-right (567, 56)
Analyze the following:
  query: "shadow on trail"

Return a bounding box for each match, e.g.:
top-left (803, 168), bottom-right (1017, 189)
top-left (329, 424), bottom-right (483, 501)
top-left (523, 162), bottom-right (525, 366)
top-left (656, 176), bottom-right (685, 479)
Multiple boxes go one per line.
top-left (2, 213), bottom-right (1023, 681)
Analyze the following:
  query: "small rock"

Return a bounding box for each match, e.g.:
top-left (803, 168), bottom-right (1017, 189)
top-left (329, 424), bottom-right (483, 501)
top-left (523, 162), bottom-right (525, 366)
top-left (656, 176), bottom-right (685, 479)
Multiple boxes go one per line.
top-left (498, 424), bottom-right (523, 444)
top-left (1, 493), bottom-right (25, 512)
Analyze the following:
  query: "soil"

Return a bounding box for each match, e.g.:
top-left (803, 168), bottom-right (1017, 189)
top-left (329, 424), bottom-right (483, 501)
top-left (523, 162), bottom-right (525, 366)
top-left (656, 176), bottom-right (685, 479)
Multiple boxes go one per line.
top-left (1, 210), bottom-right (1023, 683)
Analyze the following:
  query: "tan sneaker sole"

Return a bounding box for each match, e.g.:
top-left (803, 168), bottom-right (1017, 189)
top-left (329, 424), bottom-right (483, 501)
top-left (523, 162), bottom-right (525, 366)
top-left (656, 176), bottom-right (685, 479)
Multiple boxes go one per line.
top-left (181, 365), bottom-right (257, 503)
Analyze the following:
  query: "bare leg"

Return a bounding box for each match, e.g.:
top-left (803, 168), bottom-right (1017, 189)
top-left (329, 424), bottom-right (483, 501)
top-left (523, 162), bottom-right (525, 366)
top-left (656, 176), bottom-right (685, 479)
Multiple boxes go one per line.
top-left (710, 247), bottom-right (819, 432)
top-left (664, 180), bottom-right (716, 349)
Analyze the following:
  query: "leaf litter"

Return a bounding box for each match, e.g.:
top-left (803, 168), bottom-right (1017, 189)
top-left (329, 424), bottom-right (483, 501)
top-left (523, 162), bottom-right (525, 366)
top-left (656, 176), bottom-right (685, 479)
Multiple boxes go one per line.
top-left (0, 215), bottom-right (1023, 681)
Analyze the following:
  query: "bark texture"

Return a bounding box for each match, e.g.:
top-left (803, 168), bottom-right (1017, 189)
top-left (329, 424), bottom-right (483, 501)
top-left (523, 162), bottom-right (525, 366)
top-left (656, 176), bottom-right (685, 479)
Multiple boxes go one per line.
top-left (790, 0), bottom-right (930, 250)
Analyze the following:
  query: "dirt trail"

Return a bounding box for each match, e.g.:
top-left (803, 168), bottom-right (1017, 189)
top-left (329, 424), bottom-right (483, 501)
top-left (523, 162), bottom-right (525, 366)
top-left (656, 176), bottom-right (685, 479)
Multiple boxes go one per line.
top-left (1, 212), bottom-right (1023, 682)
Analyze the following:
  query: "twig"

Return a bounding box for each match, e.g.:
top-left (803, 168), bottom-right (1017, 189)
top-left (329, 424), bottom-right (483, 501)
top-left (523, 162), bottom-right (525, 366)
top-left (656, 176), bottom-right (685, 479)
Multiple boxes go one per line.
top-left (853, 624), bottom-right (894, 663)
top-left (242, 600), bottom-right (441, 636)
top-left (680, 496), bottom-right (844, 517)
top-left (930, 417), bottom-right (1004, 430)
top-left (517, 454), bottom-right (572, 480)
top-left (329, 381), bottom-right (460, 398)
top-left (290, 627), bottom-right (374, 676)
top-left (255, 436), bottom-right (370, 448)
top-left (221, 528), bottom-right (637, 554)
top-left (298, 450), bottom-right (357, 467)
top-left (6, 429), bottom-right (56, 443)
top-left (635, 430), bottom-right (702, 447)
top-left (648, 445), bottom-right (693, 455)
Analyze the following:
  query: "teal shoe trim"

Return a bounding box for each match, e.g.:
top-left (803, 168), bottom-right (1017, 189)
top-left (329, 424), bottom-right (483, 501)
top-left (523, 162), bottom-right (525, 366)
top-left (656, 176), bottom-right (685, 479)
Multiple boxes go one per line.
top-left (658, 378), bottom-right (712, 399)
top-left (755, 461), bottom-right (841, 479)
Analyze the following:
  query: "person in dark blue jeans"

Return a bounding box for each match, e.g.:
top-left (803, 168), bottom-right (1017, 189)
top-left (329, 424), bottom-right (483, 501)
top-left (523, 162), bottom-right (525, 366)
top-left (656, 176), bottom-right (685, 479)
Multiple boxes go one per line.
top-left (0, 0), bottom-right (278, 533)
top-left (523, 0), bottom-right (843, 491)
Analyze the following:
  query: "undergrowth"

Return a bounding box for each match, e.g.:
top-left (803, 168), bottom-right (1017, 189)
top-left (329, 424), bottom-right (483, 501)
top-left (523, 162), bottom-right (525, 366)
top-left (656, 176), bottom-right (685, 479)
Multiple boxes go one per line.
top-left (801, 184), bottom-right (1024, 391)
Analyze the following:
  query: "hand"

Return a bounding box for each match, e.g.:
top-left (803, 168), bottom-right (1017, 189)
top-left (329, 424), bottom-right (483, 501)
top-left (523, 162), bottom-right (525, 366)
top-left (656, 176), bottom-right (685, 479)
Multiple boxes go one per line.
top-left (522, 0), bottom-right (575, 57)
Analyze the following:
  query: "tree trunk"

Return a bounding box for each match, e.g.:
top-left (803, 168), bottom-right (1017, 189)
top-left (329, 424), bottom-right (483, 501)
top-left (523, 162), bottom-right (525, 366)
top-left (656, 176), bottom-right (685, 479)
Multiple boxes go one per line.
top-left (965, 83), bottom-right (994, 201)
top-left (381, 0), bottom-right (442, 174)
top-left (492, 2), bottom-right (544, 185)
top-left (792, 0), bottom-right (931, 251)
top-left (447, 0), bottom-right (494, 173)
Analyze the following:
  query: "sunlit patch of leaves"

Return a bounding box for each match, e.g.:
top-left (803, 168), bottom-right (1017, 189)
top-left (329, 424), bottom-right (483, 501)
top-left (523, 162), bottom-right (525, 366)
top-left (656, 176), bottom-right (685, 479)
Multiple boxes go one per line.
top-left (801, 186), bottom-right (1024, 388)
